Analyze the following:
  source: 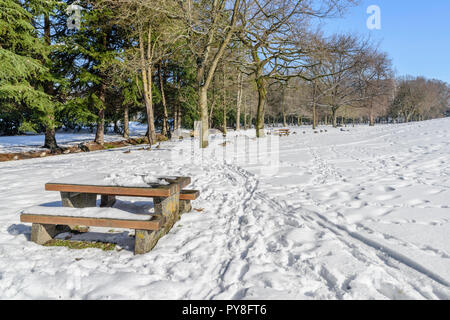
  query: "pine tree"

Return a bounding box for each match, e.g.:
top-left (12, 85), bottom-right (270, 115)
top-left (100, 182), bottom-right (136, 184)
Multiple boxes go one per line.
top-left (61, 0), bottom-right (119, 145)
top-left (0, 0), bottom-right (54, 141)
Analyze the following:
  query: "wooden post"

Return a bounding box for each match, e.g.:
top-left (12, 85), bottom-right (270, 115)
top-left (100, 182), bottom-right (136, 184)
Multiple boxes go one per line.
top-left (194, 121), bottom-right (202, 148)
top-left (134, 191), bottom-right (180, 255)
top-left (31, 223), bottom-right (70, 245)
top-left (60, 192), bottom-right (97, 208)
top-left (179, 200), bottom-right (192, 214)
top-left (100, 195), bottom-right (116, 207)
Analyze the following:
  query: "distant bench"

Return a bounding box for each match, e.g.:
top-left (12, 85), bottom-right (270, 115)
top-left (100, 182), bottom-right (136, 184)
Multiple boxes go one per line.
top-left (272, 129), bottom-right (290, 136)
top-left (20, 175), bottom-right (199, 254)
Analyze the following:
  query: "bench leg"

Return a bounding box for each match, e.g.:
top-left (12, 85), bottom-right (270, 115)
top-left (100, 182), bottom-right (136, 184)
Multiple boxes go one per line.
top-left (153, 192), bottom-right (180, 228)
top-left (31, 223), bottom-right (70, 245)
top-left (179, 200), bottom-right (192, 214)
top-left (60, 192), bottom-right (97, 232)
top-left (60, 192), bottom-right (97, 208)
top-left (135, 229), bottom-right (164, 254)
top-left (134, 192), bottom-right (180, 255)
top-left (100, 195), bottom-right (116, 207)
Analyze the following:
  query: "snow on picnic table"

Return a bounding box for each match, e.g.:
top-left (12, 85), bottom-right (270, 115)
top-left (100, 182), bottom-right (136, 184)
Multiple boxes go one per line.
top-left (0, 118), bottom-right (449, 299)
top-left (49, 172), bottom-right (171, 187)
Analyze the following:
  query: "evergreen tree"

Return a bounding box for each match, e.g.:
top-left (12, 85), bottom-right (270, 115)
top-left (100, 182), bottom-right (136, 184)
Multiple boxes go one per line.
top-left (61, 0), bottom-right (120, 145)
top-left (0, 0), bottom-right (54, 141)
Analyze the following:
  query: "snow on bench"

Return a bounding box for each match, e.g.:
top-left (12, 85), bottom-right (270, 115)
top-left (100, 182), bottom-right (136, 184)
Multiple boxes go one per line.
top-left (21, 205), bottom-right (156, 221)
top-left (20, 206), bottom-right (164, 245)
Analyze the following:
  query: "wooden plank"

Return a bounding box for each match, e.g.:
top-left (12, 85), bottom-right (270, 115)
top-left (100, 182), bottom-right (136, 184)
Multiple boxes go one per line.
top-left (20, 214), bottom-right (163, 231)
top-left (180, 190), bottom-right (200, 201)
top-left (45, 183), bottom-right (178, 197)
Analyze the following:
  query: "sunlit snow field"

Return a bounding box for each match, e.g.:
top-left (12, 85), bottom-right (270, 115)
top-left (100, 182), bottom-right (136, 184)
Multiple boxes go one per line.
top-left (0, 118), bottom-right (449, 299)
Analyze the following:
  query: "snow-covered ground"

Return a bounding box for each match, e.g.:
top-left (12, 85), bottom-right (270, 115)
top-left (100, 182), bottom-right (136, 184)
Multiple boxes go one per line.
top-left (0, 118), bottom-right (449, 299)
top-left (0, 122), bottom-right (147, 153)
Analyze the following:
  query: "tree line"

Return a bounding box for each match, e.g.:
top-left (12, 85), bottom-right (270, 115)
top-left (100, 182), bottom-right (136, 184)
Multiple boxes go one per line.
top-left (1, 0), bottom-right (449, 150)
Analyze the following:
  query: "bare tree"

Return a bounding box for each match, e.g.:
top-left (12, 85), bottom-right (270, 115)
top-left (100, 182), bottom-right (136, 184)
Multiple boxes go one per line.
top-left (353, 48), bottom-right (393, 126)
top-left (172, 0), bottom-right (242, 147)
top-left (238, 0), bottom-right (359, 137)
top-left (309, 34), bottom-right (368, 127)
top-left (390, 76), bottom-right (449, 122)
top-left (102, 0), bottom-right (184, 145)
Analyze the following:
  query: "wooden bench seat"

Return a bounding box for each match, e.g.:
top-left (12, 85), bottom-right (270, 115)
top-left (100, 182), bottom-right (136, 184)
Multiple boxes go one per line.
top-left (20, 213), bottom-right (164, 231)
top-left (45, 176), bottom-right (191, 198)
top-left (178, 189), bottom-right (199, 213)
top-left (179, 189), bottom-right (200, 201)
top-left (45, 176), bottom-right (196, 211)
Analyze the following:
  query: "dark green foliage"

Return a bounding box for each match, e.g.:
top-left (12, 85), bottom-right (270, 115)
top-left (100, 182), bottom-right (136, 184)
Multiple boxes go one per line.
top-left (0, 0), bottom-right (234, 139)
top-left (0, 0), bottom-right (54, 134)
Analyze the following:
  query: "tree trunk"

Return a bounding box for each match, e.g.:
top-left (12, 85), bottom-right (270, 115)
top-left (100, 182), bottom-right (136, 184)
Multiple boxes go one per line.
top-left (95, 82), bottom-right (106, 145)
top-left (282, 88), bottom-right (287, 127)
top-left (196, 0), bottom-right (241, 147)
top-left (255, 77), bottom-right (266, 138)
top-left (95, 109), bottom-right (105, 145)
top-left (95, 29), bottom-right (109, 146)
top-left (243, 96), bottom-right (247, 129)
top-left (199, 86), bottom-right (209, 147)
top-left (139, 27), bottom-right (157, 145)
top-left (177, 104), bottom-right (181, 130)
top-left (173, 108), bottom-right (178, 130)
top-left (114, 120), bottom-right (120, 134)
top-left (223, 104), bottom-right (227, 134)
top-left (44, 126), bottom-right (58, 151)
top-left (312, 106), bottom-right (316, 130)
top-left (236, 72), bottom-right (242, 130)
top-left (312, 82), bottom-right (317, 130)
top-left (158, 63), bottom-right (169, 136)
top-left (145, 74), bottom-right (156, 145)
top-left (43, 13), bottom-right (58, 151)
top-left (404, 110), bottom-right (413, 123)
top-left (222, 69), bottom-right (227, 134)
top-left (332, 107), bottom-right (338, 128)
top-left (369, 103), bottom-right (375, 126)
top-left (123, 105), bottom-right (129, 139)
top-left (209, 75), bottom-right (216, 127)
top-left (174, 73), bottom-right (179, 130)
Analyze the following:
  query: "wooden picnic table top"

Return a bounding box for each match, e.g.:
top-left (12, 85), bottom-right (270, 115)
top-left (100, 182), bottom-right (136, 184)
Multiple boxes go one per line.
top-left (45, 173), bottom-right (191, 198)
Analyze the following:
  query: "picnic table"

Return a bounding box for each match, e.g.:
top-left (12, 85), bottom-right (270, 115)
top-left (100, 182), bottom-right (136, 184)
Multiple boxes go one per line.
top-left (20, 173), bottom-right (199, 254)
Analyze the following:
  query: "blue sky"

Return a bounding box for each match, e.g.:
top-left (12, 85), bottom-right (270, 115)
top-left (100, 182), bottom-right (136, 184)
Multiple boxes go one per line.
top-left (319, 0), bottom-right (450, 83)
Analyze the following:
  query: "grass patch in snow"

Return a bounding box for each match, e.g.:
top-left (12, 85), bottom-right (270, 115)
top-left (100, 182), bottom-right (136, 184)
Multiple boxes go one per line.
top-left (70, 225), bottom-right (89, 233)
top-left (104, 143), bottom-right (118, 149)
top-left (44, 239), bottom-right (116, 251)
